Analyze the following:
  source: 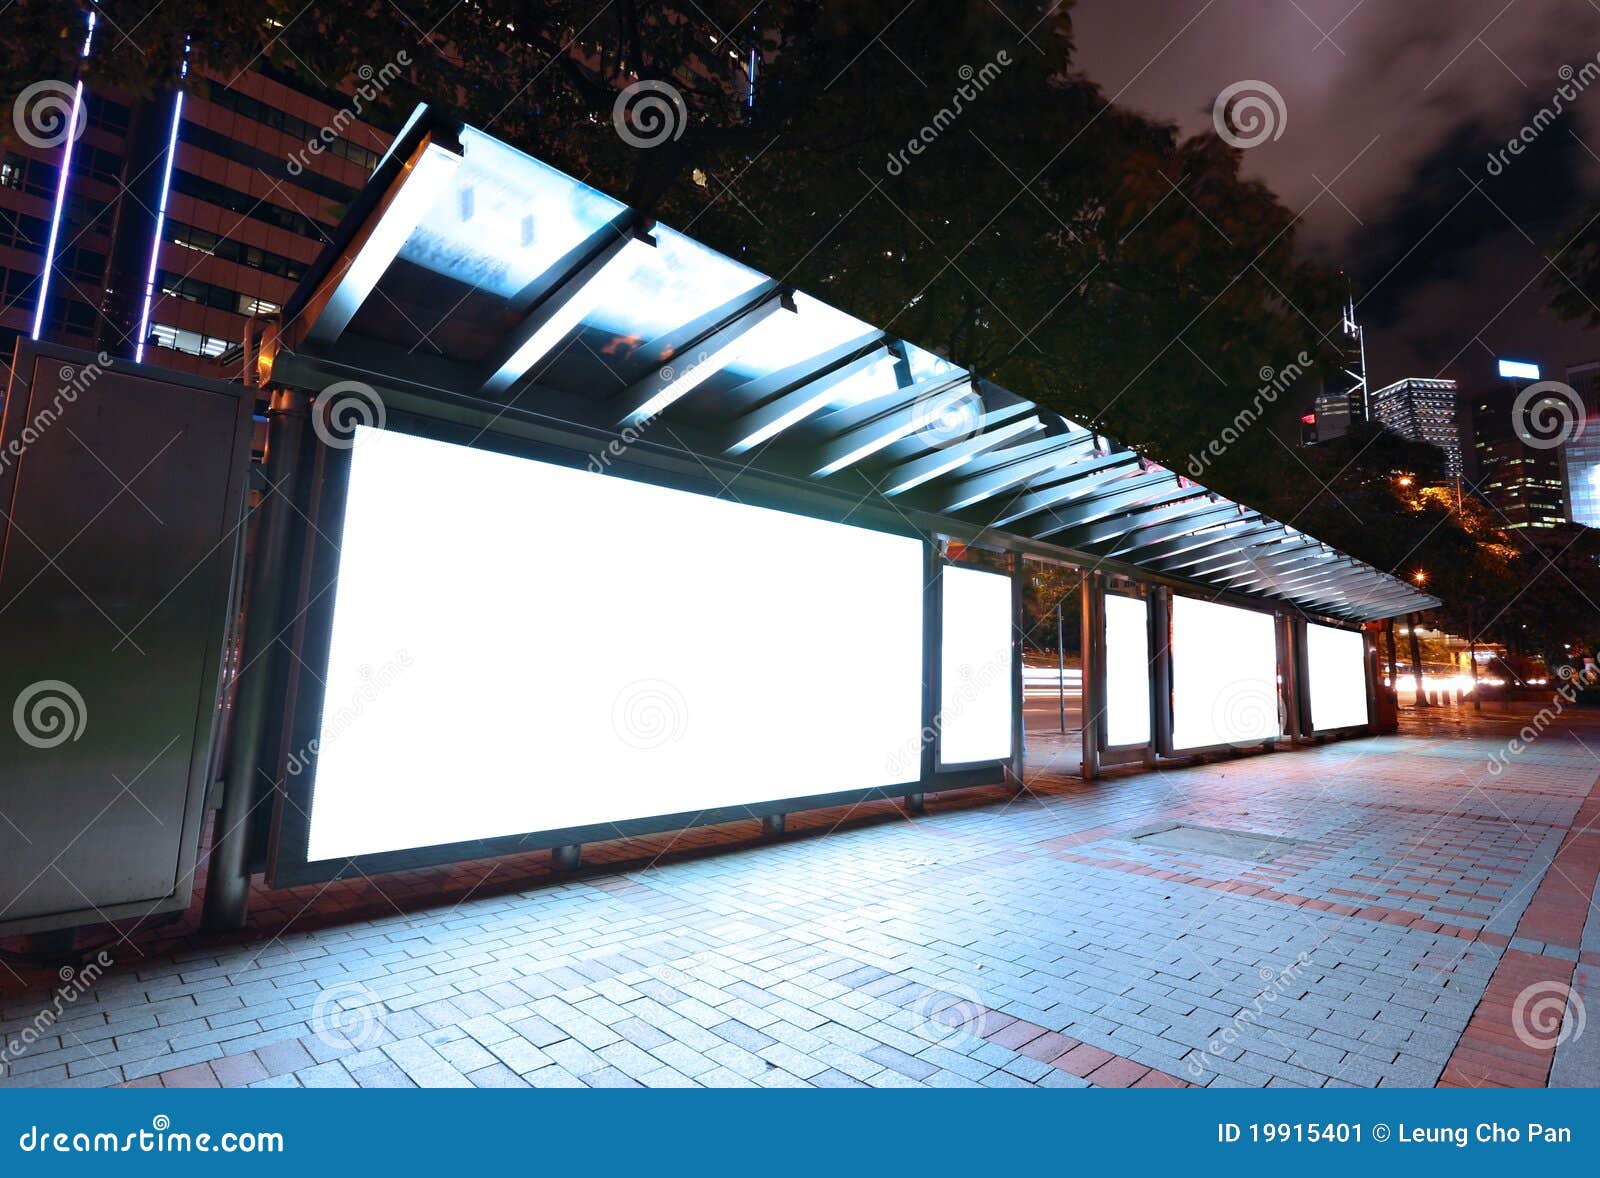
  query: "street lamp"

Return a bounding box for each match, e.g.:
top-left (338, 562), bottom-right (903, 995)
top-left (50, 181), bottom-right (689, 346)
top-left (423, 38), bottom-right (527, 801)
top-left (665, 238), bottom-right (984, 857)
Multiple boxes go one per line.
top-left (1413, 569), bottom-right (1428, 586)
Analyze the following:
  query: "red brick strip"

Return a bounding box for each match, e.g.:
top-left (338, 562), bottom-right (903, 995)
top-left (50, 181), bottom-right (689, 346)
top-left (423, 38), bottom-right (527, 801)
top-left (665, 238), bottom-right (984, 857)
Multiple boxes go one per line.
top-left (983, 1009), bottom-right (1190, 1087)
top-left (1052, 850), bottom-right (1496, 944)
top-left (1436, 774), bottom-right (1600, 1088)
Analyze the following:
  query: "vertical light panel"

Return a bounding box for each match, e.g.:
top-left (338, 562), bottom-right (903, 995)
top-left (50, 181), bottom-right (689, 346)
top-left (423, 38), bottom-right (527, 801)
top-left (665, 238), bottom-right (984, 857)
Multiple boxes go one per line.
top-left (1170, 596), bottom-right (1280, 750)
top-left (305, 428), bottom-right (925, 861)
top-left (1104, 593), bottom-right (1151, 747)
top-left (939, 564), bottom-right (1014, 764)
top-left (1307, 622), bottom-right (1368, 731)
top-left (134, 90), bottom-right (184, 363)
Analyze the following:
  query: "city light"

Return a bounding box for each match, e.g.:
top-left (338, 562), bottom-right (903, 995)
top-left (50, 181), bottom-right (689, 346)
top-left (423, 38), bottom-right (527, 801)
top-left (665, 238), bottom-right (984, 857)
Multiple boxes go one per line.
top-left (1497, 358), bottom-right (1541, 380)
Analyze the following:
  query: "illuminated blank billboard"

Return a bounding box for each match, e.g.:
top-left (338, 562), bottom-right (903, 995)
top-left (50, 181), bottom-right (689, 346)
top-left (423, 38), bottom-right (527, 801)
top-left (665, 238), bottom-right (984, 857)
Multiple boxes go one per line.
top-left (1104, 594), bottom-right (1151, 747)
top-left (1307, 622), bottom-right (1368, 732)
top-left (1170, 596), bottom-right (1280, 750)
top-left (939, 565), bottom-right (1014, 764)
top-left (305, 427), bottom-right (924, 861)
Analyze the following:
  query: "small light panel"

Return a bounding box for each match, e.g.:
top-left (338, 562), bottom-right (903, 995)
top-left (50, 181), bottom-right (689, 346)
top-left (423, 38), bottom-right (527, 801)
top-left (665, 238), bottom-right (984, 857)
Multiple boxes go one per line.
top-left (1104, 594), bottom-right (1151, 747)
top-left (1498, 359), bottom-right (1541, 381)
top-left (1170, 596), bottom-right (1280, 750)
top-left (1307, 623), bottom-right (1368, 731)
top-left (939, 565), bottom-right (1014, 764)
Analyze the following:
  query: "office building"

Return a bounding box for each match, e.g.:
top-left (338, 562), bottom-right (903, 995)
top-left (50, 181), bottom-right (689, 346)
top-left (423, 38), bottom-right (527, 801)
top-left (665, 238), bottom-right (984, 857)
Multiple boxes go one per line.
top-left (1, 12), bottom-right (391, 387)
top-left (1466, 361), bottom-right (1567, 530)
top-left (1369, 377), bottom-right (1462, 477)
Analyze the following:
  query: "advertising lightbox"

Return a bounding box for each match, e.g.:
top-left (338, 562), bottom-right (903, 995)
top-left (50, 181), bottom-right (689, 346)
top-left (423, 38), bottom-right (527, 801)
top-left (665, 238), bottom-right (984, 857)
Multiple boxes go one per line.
top-left (938, 565), bottom-right (1014, 765)
top-left (1170, 596), bottom-right (1280, 750)
top-left (1307, 622), bottom-right (1369, 732)
top-left (302, 427), bottom-right (926, 862)
top-left (1104, 593), bottom-right (1152, 747)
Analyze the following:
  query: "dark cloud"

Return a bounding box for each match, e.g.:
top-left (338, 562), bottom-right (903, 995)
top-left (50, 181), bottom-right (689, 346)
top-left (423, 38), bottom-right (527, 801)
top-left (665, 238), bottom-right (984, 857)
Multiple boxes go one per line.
top-left (1071, 0), bottom-right (1600, 388)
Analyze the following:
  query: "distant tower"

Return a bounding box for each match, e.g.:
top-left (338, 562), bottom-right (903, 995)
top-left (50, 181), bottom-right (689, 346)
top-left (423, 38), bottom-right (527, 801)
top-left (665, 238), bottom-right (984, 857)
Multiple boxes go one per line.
top-left (1339, 288), bottom-right (1369, 422)
top-left (1305, 283), bottom-right (1369, 443)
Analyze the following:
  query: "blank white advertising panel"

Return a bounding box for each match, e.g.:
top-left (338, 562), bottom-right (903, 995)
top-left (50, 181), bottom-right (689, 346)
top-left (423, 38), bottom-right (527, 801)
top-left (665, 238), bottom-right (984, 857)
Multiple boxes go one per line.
top-left (306, 427), bottom-right (925, 861)
top-left (1104, 594), bottom-right (1152, 747)
top-left (1307, 622), bottom-right (1369, 731)
top-left (939, 565), bottom-right (1014, 764)
top-left (1170, 596), bottom-right (1280, 750)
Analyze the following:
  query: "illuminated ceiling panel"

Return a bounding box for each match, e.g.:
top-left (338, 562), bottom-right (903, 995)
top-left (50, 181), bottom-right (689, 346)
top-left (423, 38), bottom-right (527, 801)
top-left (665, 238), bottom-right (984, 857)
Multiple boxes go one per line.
top-left (280, 105), bottom-right (1439, 624)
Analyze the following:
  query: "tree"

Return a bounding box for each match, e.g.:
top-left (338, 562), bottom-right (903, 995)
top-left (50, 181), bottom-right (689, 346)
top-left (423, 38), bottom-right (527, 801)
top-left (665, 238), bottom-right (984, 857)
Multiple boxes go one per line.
top-left (2, 0), bottom-right (1519, 629)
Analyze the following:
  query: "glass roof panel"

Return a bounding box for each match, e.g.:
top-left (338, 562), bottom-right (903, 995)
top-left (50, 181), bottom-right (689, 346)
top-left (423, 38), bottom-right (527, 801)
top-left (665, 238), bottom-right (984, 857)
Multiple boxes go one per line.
top-left (584, 225), bottom-right (766, 339)
top-left (722, 292), bottom-right (876, 382)
top-left (396, 127), bottom-right (625, 300)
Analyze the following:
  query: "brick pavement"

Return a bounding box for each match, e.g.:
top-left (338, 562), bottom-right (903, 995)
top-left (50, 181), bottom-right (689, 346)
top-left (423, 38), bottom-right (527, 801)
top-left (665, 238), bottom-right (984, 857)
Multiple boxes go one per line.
top-left (2, 702), bottom-right (1597, 1089)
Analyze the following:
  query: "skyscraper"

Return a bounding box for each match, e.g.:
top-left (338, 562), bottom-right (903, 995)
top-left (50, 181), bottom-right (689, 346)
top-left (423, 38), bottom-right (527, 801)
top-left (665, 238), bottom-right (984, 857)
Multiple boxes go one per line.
top-left (1466, 364), bottom-right (1568, 531)
top-left (1559, 360), bottom-right (1600, 528)
top-left (1369, 377), bottom-right (1462, 477)
top-left (1, 12), bottom-right (391, 388)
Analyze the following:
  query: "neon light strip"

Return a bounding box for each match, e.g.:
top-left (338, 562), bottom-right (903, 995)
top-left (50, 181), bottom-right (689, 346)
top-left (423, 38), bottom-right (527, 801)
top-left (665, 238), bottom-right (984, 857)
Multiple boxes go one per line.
top-left (29, 82), bottom-right (85, 340)
top-left (30, 11), bottom-right (97, 341)
top-left (133, 90), bottom-right (184, 363)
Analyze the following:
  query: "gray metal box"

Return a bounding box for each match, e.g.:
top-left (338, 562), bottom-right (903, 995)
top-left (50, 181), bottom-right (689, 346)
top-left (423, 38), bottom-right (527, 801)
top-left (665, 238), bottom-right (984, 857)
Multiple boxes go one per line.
top-left (0, 342), bottom-right (253, 936)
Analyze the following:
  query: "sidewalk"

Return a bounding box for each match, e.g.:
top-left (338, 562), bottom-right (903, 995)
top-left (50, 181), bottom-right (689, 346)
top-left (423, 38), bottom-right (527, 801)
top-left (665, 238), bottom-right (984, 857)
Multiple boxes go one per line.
top-left (1, 702), bottom-right (1595, 1089)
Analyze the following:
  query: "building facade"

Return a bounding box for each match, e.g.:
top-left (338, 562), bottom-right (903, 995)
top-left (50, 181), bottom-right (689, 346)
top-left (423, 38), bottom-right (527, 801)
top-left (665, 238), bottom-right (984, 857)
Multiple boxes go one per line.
top-left (1369, 377), bottom-right (1462, 478)
top-left (1, 17), bottom-right (391, 391)
top-left (1467, 375), bottom-right (1568, 532)
top-left (1559, 360), bottom-right (1600, 528)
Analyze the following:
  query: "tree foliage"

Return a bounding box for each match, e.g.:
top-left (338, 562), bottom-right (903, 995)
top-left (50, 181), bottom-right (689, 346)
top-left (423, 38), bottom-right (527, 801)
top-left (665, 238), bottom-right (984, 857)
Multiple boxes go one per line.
top-left (5, 0), bottom-right (1577, 642)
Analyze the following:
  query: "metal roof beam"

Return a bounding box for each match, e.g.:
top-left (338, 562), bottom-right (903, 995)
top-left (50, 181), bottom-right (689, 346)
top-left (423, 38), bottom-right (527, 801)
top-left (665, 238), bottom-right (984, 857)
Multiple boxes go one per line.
top-left (724, 338), bottom-right (891, 454)
top-left (1131, 520), bottom-right (1279, 567)
top-left (1151, 528), bottom-right (1297, 573)
top-left (939, 432), bottom-right (1099, 512)
top-left (477, 215), bottom-right (655, 397)
top-left (615, 285), bottom-right (794, 426)
top-left (1098, 503), bottom-right (1244, 556)
top-left (813, 374), bottom-right (974, 476)
top-left (882, 412), bottom-right (1045, 495)
top-left (1040, 497), bottom-right (1231, 551)
top-left (983, 453), bottom-right (1145, 527)
top-left (305, 134), bottom-right (464, 348)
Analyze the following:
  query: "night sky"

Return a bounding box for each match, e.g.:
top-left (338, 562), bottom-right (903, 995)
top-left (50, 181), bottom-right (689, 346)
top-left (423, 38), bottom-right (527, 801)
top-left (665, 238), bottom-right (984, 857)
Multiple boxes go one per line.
top-left (1073, 0), bottom-right (1600, 392)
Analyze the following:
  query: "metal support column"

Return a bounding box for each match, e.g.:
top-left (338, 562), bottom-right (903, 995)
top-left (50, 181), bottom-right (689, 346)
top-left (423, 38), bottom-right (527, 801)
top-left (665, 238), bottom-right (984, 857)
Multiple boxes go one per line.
top-left (1150, 586), bottom-right (1173, 760)
top-left (1362, 624), bottom-right (1381, 731)
top-left (1009, 552), bottom-right (1026, 793)
top-left (920, 538), bottom-right (941, 793)
top-left (761, 814), bottom-right (786, 836)
top-left (1281, 615), bottom-right (1306, 742)
top-left (1056, 600), bottom-right (1066, 734)
top-left (551, 844), bottom-right (582, 871)
top-left (202, 388), bottom-right (308, 933)
top-left (1080, 571), bottom-right (1103, 780)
